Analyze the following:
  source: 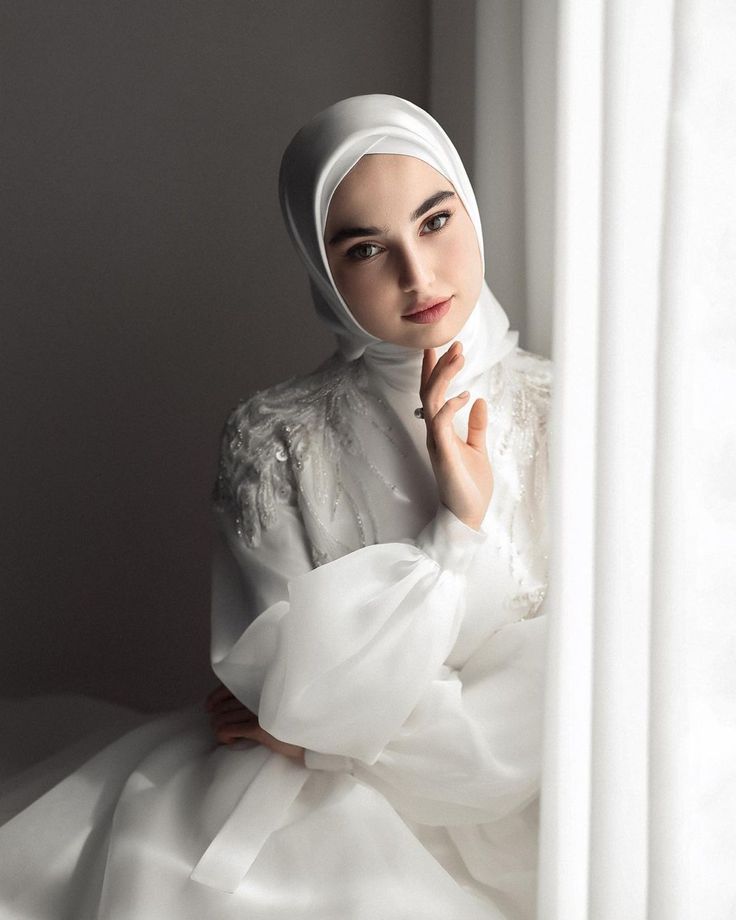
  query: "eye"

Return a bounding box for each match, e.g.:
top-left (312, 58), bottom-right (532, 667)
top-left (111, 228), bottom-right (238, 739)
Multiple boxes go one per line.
top-left (346, 241), bottom-right (384, 261)
top-left (421, 210), bottom-right (453, 234)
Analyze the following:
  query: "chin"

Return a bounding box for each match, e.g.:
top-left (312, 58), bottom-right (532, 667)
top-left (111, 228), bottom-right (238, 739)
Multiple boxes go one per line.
top-left (415, 314), bottom-right (468, 349)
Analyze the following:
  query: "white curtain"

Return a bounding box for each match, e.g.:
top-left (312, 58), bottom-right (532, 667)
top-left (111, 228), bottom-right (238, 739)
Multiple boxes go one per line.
top-left (537, 0), bottom-right (736, 916)
top-left (432, 1), bottom-right (736, 916)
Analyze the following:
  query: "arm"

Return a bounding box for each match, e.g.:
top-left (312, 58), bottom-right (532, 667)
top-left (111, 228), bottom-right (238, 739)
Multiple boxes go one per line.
top-left (209, 342), bottom-right (545, 823)
top-left (310, 615), bottom-right (547, 826)
top-left (210, 495), bottom-right (488, 755)
top-left (209, 339), bottom-right (492, 742)
top-left (211, 488), bottom-right (544, 825)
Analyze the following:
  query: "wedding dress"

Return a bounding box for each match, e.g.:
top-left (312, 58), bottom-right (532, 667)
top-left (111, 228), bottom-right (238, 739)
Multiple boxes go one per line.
top-left (0, 93), bottom-right (552, 919)
top-left (0, 339), bottom-right (551, 920)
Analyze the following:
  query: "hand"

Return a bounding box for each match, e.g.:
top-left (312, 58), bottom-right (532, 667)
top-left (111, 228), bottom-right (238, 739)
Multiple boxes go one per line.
top-left (204, 682), bottom-right (305, 763)
top-left (419, 341), bottom-right (493, 531)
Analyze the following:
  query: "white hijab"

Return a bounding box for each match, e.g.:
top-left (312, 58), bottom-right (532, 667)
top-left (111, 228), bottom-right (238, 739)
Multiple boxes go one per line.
top-left (278, 93), bottom-right (518, 416)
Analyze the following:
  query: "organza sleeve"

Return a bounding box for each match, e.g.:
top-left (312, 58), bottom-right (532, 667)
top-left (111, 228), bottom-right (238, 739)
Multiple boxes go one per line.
top-left (292, 496), bottom-right (547, 825)
top-left (210, 498), bottom-right (489, 770)
top-left (211, 481), bottom-right (548, 828)
top-left (325, 615), bottom-right (547, 826)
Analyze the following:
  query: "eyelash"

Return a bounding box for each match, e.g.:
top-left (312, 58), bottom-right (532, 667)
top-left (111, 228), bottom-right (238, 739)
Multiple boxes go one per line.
top-left (345, 209), bottom-right (455, 262)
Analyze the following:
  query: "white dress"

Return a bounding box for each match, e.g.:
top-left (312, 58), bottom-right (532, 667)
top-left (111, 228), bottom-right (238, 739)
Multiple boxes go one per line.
top-left (0, 345), bottom-right (552, 920)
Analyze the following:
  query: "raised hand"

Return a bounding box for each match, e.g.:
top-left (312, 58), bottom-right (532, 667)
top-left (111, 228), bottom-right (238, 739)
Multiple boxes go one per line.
top-left (204, 682), bottom-right (305, 763)
top-left (419, 341), bottom-right (493, 531)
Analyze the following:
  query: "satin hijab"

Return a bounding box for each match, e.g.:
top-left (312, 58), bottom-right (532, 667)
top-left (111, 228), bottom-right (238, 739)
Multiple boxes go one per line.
top-left (277, 94), bottom-right (519, 408)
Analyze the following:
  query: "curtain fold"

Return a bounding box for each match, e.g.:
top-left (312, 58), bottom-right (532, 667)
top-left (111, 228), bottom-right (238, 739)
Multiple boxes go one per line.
top-left (535, 0), bottom-right (736, 918)
top-left (448, 0), bottom-right (736, 917)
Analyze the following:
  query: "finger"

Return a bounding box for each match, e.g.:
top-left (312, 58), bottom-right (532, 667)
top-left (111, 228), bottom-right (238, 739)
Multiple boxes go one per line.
top-left (420, 342), bottom-right (459, 402)
top-left (211, 696), bottom-right (248, 716)
top-left (420, 347), bottom-right (437, 393)
top-left (215, 722), bottom-right (262, 744)
top-left (420, 348), bottom-right (437, 387)
top-left (466, 397), bottom-right (488, 452)
top-left (430, 391), bottom-right (471, 455)
top-left (205, 684), bottom-right (234, 710)
top-left (424, 345), bottom-right (464, 419)
top-left (423, 341), bottom-right (461, 394)
top-left (211, 708), bottom-right (257, 729)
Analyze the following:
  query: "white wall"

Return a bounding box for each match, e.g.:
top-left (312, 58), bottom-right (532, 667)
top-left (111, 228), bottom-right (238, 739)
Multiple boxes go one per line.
top-left (1, 0), bottom-right (431, 710)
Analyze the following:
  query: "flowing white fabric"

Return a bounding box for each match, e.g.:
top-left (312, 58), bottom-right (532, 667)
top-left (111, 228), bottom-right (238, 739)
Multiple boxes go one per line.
top-left (196, 319), bottom-right (552, 915)
top-left (0, 93), bottom-right (552, 918)
top-left (530, 1), bottom-right (736, 918)
top-left (0, 342), bottom-right (551, 918)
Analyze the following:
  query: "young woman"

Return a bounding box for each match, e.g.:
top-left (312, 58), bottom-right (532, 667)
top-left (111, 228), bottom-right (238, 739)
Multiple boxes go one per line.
top-left (0, 94), bottom-right (551, 920)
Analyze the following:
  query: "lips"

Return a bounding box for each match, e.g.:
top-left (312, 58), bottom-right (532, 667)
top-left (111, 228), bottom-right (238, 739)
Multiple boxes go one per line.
top-left (402, 296), bottom-right (453, 325)
top-left (403, 296), bottom-right (452, 317)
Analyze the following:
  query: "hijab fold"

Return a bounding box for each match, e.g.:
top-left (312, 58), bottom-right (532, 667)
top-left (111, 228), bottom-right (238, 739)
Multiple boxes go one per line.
top-left (278, 94), bottom-right (518, 407)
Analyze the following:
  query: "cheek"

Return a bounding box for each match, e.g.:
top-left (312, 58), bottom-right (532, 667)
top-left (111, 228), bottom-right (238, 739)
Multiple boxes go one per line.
top-left (328, 261), bottom-right (358, 304)
top-left (334, 268), bottom-right (371, 309)
top-left (444, 229), bottom-right (483, 285)
top-left (328, 265), bottom-right (381, 327)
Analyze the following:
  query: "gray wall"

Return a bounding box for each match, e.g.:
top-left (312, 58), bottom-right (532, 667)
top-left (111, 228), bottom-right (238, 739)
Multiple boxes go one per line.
top-left (1, 1), bottom-right (430, 710)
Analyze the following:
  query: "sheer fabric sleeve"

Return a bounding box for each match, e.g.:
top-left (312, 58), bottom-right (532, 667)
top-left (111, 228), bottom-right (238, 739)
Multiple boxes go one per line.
top-left (210, 495), bottom-right (486, 739)
top-left (211, 485), bottom-right (544, 825)
top-left (329, 615), bottom-right (547, 826)
top-left (209, 501), bottom-right (314, 716)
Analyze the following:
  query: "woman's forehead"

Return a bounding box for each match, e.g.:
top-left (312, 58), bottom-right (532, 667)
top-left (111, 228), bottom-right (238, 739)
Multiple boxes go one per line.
top-left (326, 154), bottom-right (455, 221)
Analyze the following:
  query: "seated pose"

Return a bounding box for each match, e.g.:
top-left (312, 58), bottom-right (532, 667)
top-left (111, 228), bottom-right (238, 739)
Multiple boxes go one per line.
top-left (0, 94), bottom-right (552, 920)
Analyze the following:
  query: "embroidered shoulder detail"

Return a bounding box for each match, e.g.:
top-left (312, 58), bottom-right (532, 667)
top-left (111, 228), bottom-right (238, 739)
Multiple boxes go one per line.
top-left (212, 352), bottom-right (403, 560)
top-left (488, 347), bottom-right (553, 599)
top-left (489, 347), bottom-right (552, 459)
top-left (505, 346), bottom-right (553, 403)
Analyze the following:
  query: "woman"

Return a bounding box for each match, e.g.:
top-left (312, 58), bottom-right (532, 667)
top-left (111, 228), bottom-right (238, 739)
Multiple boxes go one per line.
top-left (0, 94), bottom-right (551, 920)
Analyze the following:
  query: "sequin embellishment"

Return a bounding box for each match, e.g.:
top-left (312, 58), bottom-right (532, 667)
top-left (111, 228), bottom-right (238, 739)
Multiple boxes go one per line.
top-left (212, 352), bottom-right (406, 560)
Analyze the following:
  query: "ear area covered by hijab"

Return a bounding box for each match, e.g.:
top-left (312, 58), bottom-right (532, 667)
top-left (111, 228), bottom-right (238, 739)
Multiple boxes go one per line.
top-left (278, 93), bottom-right (518, 397)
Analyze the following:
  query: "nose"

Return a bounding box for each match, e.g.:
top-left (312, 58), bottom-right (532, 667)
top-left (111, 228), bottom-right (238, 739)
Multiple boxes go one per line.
top-left (397, 242), bottom-right (435, 293)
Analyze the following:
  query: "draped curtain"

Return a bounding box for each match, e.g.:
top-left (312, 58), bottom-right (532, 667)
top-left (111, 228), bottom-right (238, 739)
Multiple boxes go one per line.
top-left (432, 1), bottom-right (736, 916)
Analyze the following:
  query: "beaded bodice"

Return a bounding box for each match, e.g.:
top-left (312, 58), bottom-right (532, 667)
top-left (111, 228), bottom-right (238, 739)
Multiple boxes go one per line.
top-left (212, 352), bottom-right (408, 564)
top-left (213, 347), bottom-right (552, 583)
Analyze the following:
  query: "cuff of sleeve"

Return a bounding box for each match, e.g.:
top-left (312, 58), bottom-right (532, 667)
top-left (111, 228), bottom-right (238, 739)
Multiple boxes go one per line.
top-left (416, 504), bottom-right (489, 573)
top-left (303, 749), bottom-right (355, 774)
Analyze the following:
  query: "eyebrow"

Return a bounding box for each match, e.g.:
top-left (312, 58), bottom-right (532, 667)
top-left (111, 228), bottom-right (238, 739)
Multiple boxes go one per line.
top-left (326, 189), bottom-right (456, 246)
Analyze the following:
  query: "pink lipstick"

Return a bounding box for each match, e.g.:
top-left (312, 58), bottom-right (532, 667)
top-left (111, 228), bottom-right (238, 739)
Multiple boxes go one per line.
top-left (403, 296), bottom-right (453, 324)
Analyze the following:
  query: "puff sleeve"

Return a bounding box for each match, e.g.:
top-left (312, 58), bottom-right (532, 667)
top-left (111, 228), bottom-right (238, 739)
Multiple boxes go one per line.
top-left (210, 486), bottom-right (545, 826)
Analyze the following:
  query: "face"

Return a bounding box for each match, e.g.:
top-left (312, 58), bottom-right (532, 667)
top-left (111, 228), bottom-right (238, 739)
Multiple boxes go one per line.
top-left (323, 154), bottom-right (484, 349)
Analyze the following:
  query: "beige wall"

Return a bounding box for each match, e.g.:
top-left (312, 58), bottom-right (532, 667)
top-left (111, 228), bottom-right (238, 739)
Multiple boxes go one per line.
top-left (1, 0), bottom-right (430, 710)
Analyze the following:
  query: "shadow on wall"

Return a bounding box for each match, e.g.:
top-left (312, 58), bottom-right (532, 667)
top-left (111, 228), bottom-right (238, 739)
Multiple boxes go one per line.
top-left (1, 0), bottom-right (431, 711)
